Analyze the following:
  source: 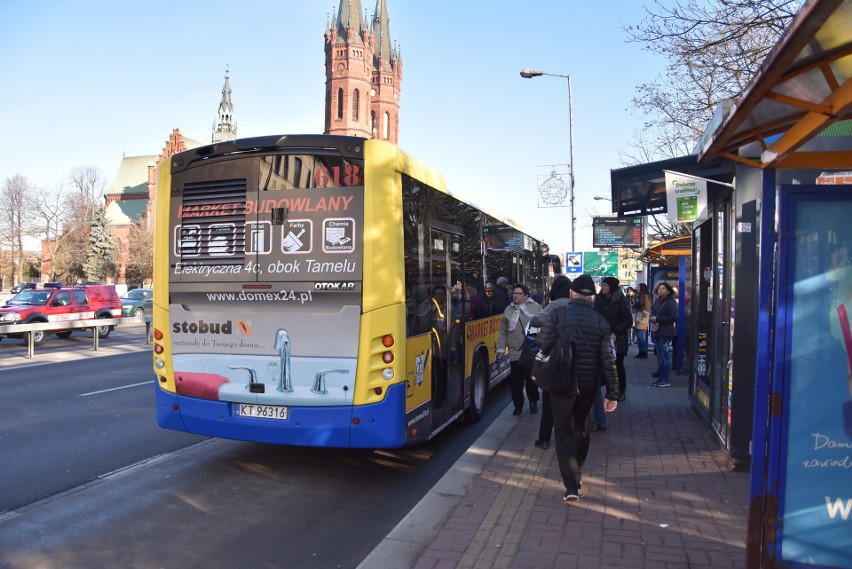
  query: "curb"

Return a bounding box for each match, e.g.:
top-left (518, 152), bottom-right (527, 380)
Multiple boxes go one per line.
top-left (356, 404), bottom-right (516, 569)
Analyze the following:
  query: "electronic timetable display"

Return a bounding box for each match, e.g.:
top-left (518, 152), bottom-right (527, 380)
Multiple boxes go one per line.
top-left (592, 217), bottom-right (644, 248)
top-left (483, 224), bottom-right (532, 251)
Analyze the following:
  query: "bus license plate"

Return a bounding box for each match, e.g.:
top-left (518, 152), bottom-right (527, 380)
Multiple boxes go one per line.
top-left (235, 403), bottom-right (288, 420)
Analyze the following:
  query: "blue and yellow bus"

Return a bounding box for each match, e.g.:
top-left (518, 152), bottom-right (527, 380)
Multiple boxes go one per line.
top-left (153, 134), bottom-right (559, 447)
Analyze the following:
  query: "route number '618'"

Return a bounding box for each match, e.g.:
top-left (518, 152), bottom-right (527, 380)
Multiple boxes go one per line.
top-left (314, 165), bottom-right (361, 187)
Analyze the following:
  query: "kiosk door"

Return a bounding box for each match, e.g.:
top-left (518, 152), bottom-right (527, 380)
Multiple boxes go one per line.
top-left (711, 198), bottom-right (734, 442)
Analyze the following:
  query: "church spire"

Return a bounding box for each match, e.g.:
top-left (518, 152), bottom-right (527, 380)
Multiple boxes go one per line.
top-left (324, 0), bottom-right (401, 143)
top-left (335, 0), bottom-right (366, 43)
top-left (372, 0), bottom-right (394, 67)
top-left (212, 66), bottom-right (237, 143)
top-left (368, 0), bottom-right (402, 143)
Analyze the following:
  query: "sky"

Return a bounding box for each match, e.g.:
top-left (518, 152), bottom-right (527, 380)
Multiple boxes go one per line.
top-left (0, 1), bottom-right (666, 255)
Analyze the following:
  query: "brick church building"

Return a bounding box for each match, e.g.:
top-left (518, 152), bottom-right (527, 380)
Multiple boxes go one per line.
top-left (87, 0), bottom-right (401, 286)
top-left (324, 0), bottom-right (402, 143)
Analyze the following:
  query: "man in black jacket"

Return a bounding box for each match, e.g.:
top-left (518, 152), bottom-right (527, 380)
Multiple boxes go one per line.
top-left (474, 282), bottom-right (507, 317)
top-left (594, 276), bottom-right (633, 399)
top-left (535, 274), bottom-right (619, 501)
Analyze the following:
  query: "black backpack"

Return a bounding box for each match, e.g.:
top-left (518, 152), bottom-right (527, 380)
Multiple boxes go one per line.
top-left (530, 306), bottom-right (579, 396)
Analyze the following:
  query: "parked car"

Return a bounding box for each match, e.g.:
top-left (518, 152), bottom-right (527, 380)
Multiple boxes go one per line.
top-left (9, 282), bottom-right (36, 294)
top-left (0, 284), bottom-right (122, 345)
top-left (120, 288), bottom-right (153, 317)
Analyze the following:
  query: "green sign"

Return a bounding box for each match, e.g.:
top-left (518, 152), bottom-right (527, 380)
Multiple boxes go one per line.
top-left (677, 195), bottom-right (698, 221)
top-left (584, 251), bottom-right (618, 277)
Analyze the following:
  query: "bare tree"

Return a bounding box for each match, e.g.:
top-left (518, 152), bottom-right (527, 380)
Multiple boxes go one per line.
top-left (0, 175), bottom-right (39, 285)
top-left (124, 220), bottom-right (154, 286)
top-left (618, 125), bottom-right (695, 167)
top-left (51, 225), bottom-right (89, 283)
top-left (41, 167), bottom-right (109, 282)
top-left (615, 1), bottom-right (803, 244)
top-left (32, 181), bottom-right (72, 281)
top-left (69, 166), bottom-right (108, 222)
top-left (623, 0), bottom-right (803, 161)
top-left (646, 214), bottom-right (691, 243)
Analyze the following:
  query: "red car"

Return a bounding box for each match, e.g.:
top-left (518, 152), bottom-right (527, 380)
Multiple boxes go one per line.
top-left (0, 284), bottom-right (122, 345)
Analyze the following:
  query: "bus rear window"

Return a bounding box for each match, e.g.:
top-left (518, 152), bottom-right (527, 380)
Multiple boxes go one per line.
top-left (259, 154), bottom-right (363, 191)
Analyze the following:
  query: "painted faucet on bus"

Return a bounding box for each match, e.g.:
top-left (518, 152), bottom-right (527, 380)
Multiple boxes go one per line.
top-left (275, 329), bottom-right (293, 392)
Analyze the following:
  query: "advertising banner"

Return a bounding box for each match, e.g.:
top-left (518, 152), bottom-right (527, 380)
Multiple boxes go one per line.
top-left (777, 193), bottom-right (852, 567)
top-left (664, 170), bottom-right (708, 224)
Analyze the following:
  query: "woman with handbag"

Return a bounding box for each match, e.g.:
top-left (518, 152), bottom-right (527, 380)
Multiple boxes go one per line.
top-left (497, 283), bottom-right (542, 415)
top-left (633, 283), bottom-right (653, 358)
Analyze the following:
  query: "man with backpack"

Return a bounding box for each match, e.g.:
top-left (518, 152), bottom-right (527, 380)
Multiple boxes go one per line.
top-left (534, 274), bottom-right (620, 502)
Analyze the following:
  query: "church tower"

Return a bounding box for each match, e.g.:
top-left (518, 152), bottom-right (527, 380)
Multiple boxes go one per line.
top-left (212, 67), bottom-right (237, 143)
top-left (324, 0), bottom-right (402, 143)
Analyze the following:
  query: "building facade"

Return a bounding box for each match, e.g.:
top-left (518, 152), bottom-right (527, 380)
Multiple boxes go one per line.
top-left (324, 0), bottom-right (402, 143)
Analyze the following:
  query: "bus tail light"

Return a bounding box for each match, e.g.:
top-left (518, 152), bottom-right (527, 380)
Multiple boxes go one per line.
top-left (382, 368), bottom-right (394, 380)
top-left (382, 351), bottom-right (394, 364)
top-left (154, 344), bottom-right (164, 354)
top-left (154, 328), bottom-right (164, 341)
top-left (373, 387), bottom-right (383, 396)
top-left (382, 334), bottom-right (394, 347)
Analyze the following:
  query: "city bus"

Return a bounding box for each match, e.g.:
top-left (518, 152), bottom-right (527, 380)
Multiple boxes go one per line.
top-left (152, 134), bottom-right (559, 447)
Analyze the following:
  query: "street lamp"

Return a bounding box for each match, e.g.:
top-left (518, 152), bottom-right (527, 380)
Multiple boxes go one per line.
top-left (520, 69), bottom-right (575, 251)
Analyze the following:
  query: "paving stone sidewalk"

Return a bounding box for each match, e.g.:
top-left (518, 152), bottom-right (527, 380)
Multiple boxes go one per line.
top-left (360, 350), bottom-right (751, 569)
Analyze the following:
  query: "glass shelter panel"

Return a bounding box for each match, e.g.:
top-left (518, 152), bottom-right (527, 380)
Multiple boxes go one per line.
top-left (776, 189), bottom-right (852, 568)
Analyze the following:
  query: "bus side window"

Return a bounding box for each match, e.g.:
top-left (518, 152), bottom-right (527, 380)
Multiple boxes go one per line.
top-left (405, 288), bottom-right (416, 336)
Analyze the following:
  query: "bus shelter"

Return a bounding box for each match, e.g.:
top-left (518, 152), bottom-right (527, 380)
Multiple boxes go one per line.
top-left (611, 2), bottom-right (852, 566)
top-left (610, 156), bottom-right (754, 471)
top-left (695, 1), bottom-right (852, 566)
top-left (639, 236), bottom-right (691, 374)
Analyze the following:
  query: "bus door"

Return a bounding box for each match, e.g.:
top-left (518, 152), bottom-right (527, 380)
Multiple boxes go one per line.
top-left (429, 224), bottom-right (465, 428)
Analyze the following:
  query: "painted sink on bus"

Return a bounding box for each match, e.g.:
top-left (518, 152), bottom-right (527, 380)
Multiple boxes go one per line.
top-left (173, 353), bottom-right (356, 406)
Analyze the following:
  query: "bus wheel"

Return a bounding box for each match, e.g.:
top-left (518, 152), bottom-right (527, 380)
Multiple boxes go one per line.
top-left (464, 352), bottom-right (488, 424)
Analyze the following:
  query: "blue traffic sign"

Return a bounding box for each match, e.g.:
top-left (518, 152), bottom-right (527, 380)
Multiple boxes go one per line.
top-left (565, 252), bottom-right (582, 274)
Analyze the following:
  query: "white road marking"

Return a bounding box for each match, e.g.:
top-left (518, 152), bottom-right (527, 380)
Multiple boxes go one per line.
top-left (79, 381), bottom-right (153, 396)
